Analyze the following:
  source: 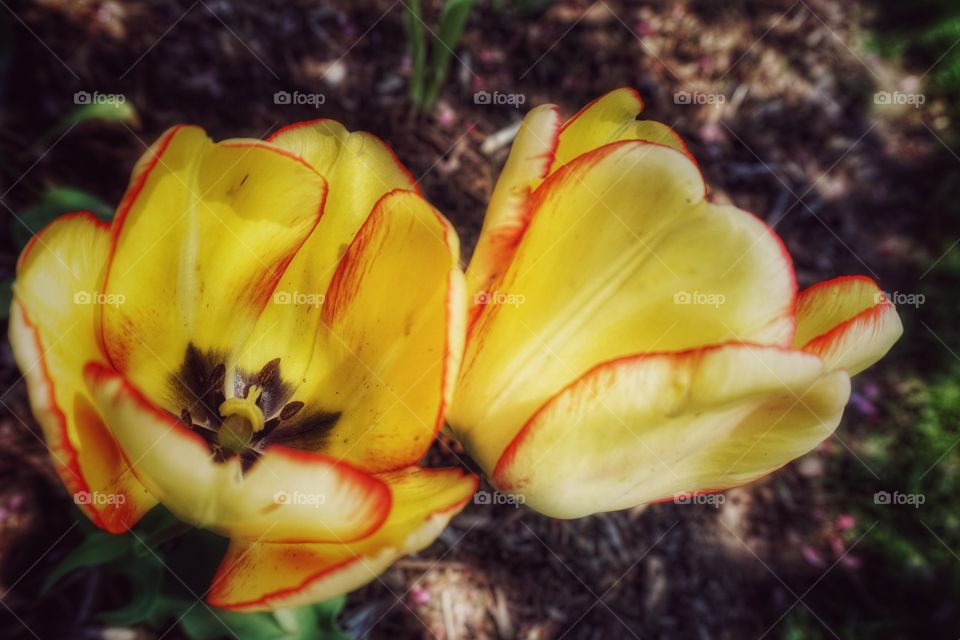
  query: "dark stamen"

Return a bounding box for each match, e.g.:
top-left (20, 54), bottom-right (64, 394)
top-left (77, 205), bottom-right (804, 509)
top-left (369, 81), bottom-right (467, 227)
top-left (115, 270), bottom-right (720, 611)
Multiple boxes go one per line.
top-left (253, 417), bottom-right (282, 443)
top-left (258, 358), bottom-right (281, 389)
top-left (279, 401), bottom-right (305, 420)
top-left (267, 412), bottom-right (341, 450)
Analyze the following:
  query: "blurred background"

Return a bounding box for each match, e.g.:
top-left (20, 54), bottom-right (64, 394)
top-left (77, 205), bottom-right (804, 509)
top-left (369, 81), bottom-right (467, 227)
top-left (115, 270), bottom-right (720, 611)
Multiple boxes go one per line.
top-left (0, 0), bottom-right (957, 638)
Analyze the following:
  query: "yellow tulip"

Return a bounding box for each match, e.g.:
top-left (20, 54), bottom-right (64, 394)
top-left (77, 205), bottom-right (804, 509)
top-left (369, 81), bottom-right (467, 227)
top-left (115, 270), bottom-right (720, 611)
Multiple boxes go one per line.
top-left (447, 88), bottom-right (902, 519)
top-left (9, 120), bottom-right (476, 610)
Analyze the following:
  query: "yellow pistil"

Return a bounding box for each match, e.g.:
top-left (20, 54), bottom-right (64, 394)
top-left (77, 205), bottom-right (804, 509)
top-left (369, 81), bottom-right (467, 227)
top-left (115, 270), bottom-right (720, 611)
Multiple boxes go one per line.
top-left (218, 385), bottom-right (266, 453)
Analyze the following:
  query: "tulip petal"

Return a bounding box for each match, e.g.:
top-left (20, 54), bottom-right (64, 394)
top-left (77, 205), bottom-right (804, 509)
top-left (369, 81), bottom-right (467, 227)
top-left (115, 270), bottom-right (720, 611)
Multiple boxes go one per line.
top-left (466, 105), bottom-right (562, 298)
top-left (84, 364), bottom-right (391, 543)
top-left (268, 119), bottom-right (417, 201)
top-left (793, 276), bottom-right (903, 375)
top-left (467, 90), bottom-right (692, 304)
top-left (493, 344), bottom-right (850, 518)
top-left (99, 126), bottom-right (327, 405)
top-left (237, 122), bottom-right (420, 382)
top-left (10, 214), bottom-right (156, 532)
top-left (282, 189), bottom-right (465, 473)
top-left (207, 467), bottom-right (477, 611)
top-left (549, 87), bottom-right (691, 174)
top-left (450, 141), bottom-right (796, 474)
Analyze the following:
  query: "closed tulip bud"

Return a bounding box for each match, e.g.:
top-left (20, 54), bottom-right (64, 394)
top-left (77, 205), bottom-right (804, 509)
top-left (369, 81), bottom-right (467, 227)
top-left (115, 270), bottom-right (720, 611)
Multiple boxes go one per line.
top-left (447, 89), bottom-right (901, 519)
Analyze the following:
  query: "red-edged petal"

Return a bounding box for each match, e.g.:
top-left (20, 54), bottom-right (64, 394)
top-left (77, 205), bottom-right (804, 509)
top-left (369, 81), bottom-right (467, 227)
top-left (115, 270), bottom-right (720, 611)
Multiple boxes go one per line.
top-left (84, 363), bottom-right (391, 543)
top-left (794, 276), bottom-right (903, 375)
top-left (466, 105), bottom-right (561, 303)
top-left (10, 213), bottom-right (156, 532)
top-left (237, 120), bottom-right (422, 389)
top-left (11, 302), bottom-right (156, 531)
top-left (98, 127), bottom-right (327, 404)
top-left (280, 189), bottom-right (465, 473)
top-left (207, 467), bottom-right (477, 611)
top-left (550, 87), bottom-right (694, 173)
top-left (492, 343), bottom-right (850, 518)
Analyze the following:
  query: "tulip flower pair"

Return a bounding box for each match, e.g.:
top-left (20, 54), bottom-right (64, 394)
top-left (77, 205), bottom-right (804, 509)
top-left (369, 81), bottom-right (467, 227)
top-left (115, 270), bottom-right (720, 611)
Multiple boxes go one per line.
top-left (9, 89), bottom-right (901, 610)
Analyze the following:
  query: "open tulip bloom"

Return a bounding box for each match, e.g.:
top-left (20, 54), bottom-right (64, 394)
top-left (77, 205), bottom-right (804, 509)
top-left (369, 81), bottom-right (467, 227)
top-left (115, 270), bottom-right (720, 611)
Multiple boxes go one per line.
top-left (9, 89), bottom-right (901, 612)
top-left (447, 88), bottom-right (902, 519)
top-left (9, 120), bottom-right (476, 610)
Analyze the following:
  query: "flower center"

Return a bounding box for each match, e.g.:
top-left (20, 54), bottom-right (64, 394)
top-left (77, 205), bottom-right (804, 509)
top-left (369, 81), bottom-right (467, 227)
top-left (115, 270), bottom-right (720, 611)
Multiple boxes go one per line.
top-left (171, 344), bottom-right (342, 472)
top-left (217, 385), bottom-right (265, 453)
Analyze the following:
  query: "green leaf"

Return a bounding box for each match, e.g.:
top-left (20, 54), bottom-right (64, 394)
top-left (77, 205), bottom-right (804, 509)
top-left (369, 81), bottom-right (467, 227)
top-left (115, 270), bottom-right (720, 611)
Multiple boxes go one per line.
top-left (13, 186), bottom-right (114, 248)
top-left (39, 505), bottom-right (353, 639)
top-left (403, 0), bottom-right (427, 106)
top-left (100, 554), bottom-right (166, 626)
top-left (150, 596), bottom-right (352, 640)
top-left (311, 595), bottom-right (347, 630)
top-left (41, 530), bottom-right (133, 594)
top-left (38, 97), bottom-right (140, 148)
top-left (58, 97), bottom-right (140, 135)
top-left (424, 0), bottom-right (475, 108)
top-left (149, 596), bottom-right (264, 639)
top-left (65, 99), bottom-right (140, 126)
